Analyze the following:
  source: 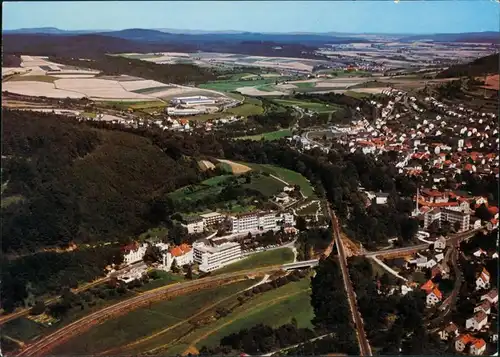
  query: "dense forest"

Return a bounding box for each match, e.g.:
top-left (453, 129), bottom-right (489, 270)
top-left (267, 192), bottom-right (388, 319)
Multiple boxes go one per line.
top-left (437, 53), bottom-right (499, 78)
top-left (48, 56), bottom-right (217, 85)
top-left (1, 109), bottom-right (201, 253)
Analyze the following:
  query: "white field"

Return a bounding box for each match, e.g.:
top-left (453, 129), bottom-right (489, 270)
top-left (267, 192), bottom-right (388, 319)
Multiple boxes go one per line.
top-left (3, 81), bottom-right (85, 98)
top-left (2, 68), bottom-right (28, 76)
top-left (54, 78), bottom-right (153, 99)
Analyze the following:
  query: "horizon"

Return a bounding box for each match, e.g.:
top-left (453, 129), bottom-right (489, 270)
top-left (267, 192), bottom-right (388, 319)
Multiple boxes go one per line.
top-left (3, 1), bottom-right (499, 34)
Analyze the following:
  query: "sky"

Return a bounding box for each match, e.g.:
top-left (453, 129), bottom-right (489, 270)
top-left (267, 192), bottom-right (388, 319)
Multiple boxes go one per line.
top-left (3, 1), bottom-right (499, 34)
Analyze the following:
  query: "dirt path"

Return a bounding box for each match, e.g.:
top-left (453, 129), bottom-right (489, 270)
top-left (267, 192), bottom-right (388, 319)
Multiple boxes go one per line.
top-left (178, 289), bottom-right (309, 356)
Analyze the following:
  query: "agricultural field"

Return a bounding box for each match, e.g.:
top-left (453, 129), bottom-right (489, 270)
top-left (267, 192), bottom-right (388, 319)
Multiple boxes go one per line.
top-left (214, 248), bottom-right (295, 275)
top-left (235, 129), bottom-right (293, 141)
top-left (217, 160), bottom-right (252, 174)
top-left (5, 75), bottom-right (58, 83)
top-left (225, 97), bottom-right (264, 117)
top-left (51, 280), bottom-right (256, 355)
top-left (198, 78), bottom-right (279, 92)
top-left (273, 98), bottom-right (338, 113)
top-left (237, 162), bottom-right (315, 198)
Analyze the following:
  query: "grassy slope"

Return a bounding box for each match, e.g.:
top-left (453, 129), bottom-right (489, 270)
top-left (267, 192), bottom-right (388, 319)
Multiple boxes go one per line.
top-left (238, 162), bottom-right (315, 197)
top-left (242, 175), bottom-right (286, 197)
top-left (214, 248), bottom-right (294, 275)
top-left (51, 280), bottom-right (256, 355)
top-left (235, 129), bottom-right (292, 141)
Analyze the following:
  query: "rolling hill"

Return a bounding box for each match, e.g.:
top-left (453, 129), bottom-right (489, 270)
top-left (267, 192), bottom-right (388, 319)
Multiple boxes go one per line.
top-left (437, 53), bottom-right (499, 78)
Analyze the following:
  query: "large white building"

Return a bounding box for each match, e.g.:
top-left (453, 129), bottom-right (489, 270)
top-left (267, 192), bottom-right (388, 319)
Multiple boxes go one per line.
top-left (122, 243), bottom-right (149, 265)
top-left (230, 211), bottom-right (296, 233)
top-left (171, 96), bottom-right (216, 106)
top-left (163, 243), bottom-right (194, 271)
top-left (193, 240), bottom-right (242, 272)
top-left (182, 216), bottom-right (205, 234)
top-left (200, 212), bottom-right (226, 227)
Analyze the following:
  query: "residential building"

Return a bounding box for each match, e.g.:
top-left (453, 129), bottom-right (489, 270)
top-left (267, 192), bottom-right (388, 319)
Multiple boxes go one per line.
top-left (466, 311), bottom-right (488, 331)
top-left (476, 268), bottom-right (491, 290)
top-left (200, 212), bottom-right (226, 227)
top-left (163, 244), bottom-right (194, 271)
top-left (442, 208), bottom-right (470, 232)
top-left (439, 322), bottom-right (459, 341)
top-left (434, 236), bottom-right (447, 250)
top-left (421, 280), bottom-right (435, 294)
top-left (230, 211), bottom-right (294, 233)
top-left (455, 334), bottom-right (474, 352)
top-left (375, 192), bottom-right (390, 205)
top-left (122, 243), bottom-right (148, 265)
top-left (473, 248), bottom-right (488, 258)
top-left (182, 216), bottom-right (204, 234)
top-left (231, 212), bottom-right (259, 233)
top-left (470, 338), bottom-right (486, 355)
top-left (424, 208), bottom-right (442, 229)
top-left (193, 240), bottom-right (242, 272)
top-left (426, 288), bottom-right (442, 307)
top-left (480, 289), bottom-right (498, 304)
top-left (474, 300), bottom-right (491, 315)
top-left (471, 216), bottom-right (482, 229)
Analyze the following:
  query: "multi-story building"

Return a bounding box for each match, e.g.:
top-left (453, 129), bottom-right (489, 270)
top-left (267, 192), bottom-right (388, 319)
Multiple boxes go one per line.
top-left (230, 211), bottom-right (296, 234)
top-left (200, 212), bottom-right (226, 227)
top-left (122, 243), bottom-right (148, 265)
top-left (163, 244), bottom-right (194, 271)
top-left (424, 208), bottom-right (442, 229)
top-left (193, 240), bottom-right (242, 272)
top-left (182, 216), bottom-right (204, 234)
top-left (441, 208), bottom-right (470, 232)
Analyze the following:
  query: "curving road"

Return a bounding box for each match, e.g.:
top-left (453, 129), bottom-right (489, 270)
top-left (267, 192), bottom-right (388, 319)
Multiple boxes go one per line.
top-left (16, 266), bottom-right (282, 357)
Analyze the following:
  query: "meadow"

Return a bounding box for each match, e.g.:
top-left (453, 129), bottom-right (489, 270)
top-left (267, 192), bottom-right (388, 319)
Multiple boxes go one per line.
top-left (235, 129), bottom-right (292, 141)
top-left (214, 248), bottom-right (294, 275)
top-left (272, 98), bottom-right (337, 113)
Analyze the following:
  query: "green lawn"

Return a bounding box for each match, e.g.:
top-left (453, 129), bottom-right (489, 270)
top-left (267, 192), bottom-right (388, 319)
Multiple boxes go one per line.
top-left (199, 79), bottom-right (278, 92)
top-left (344, 91), bottom-right (372, 99)
top-left (226, 102), bottom-right (264, 117)
top-left (200, 175), bottom-right (233, 186)
top-left (1, 317), bottom-right (47, 342)
top-left (51, 280), bottom-right (256, 355)
top-left (1, 195), bottom-right (24, 208)
top-left (81, 112), bottom-right (97, 118)
top-left (235, 129), bottom-right (292, 141)
top-left (296, 201), bottom-right (320, 216)
top-left (242, 175), bottom-right (286, 197)
top-left (214, 248), bottom-right (294, 275)
top-left (238, 162), bottom-right (315, 197)
top-left (168, 184), bottom-right (223, 203)
top-left (137, 271), bottom-right (184, 292)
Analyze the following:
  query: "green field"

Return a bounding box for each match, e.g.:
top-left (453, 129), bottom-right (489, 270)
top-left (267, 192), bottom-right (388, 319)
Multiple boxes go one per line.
top-left (238, 162), bottom-right (315, 197)
top-left (293, 82), bottom-right (316, 89)
top-left (296, 201), bottom-right (320, 216)
top-left (200, 175), bottom-right (233, 186)
top-left (343, 90), bottom-right (372, 99)
top-left (242, 174), bottom-right (286, 197)
top-left (1, 195), bottom-right (24, 208)
top-left (96, 100), bottom-right (166, 110)
top-left (137, 271), bottom-right (184, 292)
top-left (199, 79), bottom-right (279, 92)
top-left (235, 129), bottom-right (292, 141)
top-left (214, 248), bottom-right (294, 275)
top-left (273, 99), bottom-right (336, 113)
top-left (51, 280), bottom-right (256, 355)
top-left (1, 317), bottom-right (47, 342)
top-left (81, 112), bottom-right (97, 118)
top-left (165, 277), bottom-right (313, 353)
top-left (226, 99), bottom-right (264, 117)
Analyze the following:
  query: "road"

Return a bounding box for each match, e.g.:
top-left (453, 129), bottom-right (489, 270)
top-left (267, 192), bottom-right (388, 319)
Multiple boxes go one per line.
top-left (15, 266), bottom-right (282, 357)
top-left (328, 205), bottom-right (372, 356)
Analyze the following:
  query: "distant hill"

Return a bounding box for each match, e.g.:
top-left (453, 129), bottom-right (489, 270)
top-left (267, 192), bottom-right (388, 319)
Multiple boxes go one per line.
top-left (400, 31), bottom-right (500, 44)
top-left (436, 53), bottom-right (499, 78)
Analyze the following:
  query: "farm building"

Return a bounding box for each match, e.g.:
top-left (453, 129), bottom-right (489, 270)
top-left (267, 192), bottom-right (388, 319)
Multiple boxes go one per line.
top-left (171, 96), bottom-right (216, 106)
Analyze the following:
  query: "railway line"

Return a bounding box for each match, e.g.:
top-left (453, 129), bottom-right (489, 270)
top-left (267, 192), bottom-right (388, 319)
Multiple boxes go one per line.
top-left (16, 266), bottom-right (282, 357)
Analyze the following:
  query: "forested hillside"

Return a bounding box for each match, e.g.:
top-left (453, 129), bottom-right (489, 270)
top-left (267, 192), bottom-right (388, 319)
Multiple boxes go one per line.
top-left (1, 109), bottom-right (200, 254)
top-left (437, 53), bottom-right (499, 78)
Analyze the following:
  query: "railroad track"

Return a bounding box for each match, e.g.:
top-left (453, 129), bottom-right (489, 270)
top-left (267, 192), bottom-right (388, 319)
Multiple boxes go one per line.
top-left (16, 266), bottom-right (281, 357)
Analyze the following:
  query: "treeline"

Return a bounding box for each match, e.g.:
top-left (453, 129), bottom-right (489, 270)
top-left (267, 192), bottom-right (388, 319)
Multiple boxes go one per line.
top-left (1, 246), bottom-right (123, 312)
top-left (48, 56), bottom-right (217, 85)
top-left (200, 323), bottom-right (316, 355)
top-left (436, 53), bottom-right (499, 78)
top-left (1, 109), bottom-right (201, 253)
top-left (348, 257), bottom-right (447, 354)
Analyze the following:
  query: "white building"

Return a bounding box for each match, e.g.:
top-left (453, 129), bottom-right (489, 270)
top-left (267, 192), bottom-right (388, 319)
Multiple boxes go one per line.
top-left (230, 211), bottom-right (295, 234)
top-left (182, 216), bottom-right (204, 234)
top-left (171, 96), bottom-right (216, 106)
top-left (434, 236), bottom-right (447, 250)
top-left (470, 339), bottom-right (486, 355)
top-left (163, 244), bottom-right (194, 271)
top-left (474, 300), bottom-right (491, 315)
top-left (466, 311), bottom-right (488, 331)
top-left (426, 288), bottom-right (442, 307)
top-left (193, 240), bottom-right (242, 272)
top-left (200, 212), bottom-right (226, 227)
top-left (480, 289), bottom-right (498, 304)
top-left (476, 268), bottom-right (490, 290)
top-left (439, 322), bottom-right (459, 341)
top-left (123, 243), bottom-right (148, 265)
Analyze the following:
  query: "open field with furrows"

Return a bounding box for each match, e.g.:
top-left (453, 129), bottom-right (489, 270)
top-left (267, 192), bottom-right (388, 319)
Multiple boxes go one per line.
top-left (235, 129), bottom-right (293, 141)
top-left (214, 248), bottom-right (295, 275)
top-left (273, 98), bottom-right (338, 113)
top-left (198, 160), bottom-right (216, 171)
top-left (217, 160), bottom-right (252, 174)
top-left (237, 162), bottom-right (315, 197)
top-left (50, 280), bottom-right (256, 355)
top-left (161, 277), bottom-right (313, 355)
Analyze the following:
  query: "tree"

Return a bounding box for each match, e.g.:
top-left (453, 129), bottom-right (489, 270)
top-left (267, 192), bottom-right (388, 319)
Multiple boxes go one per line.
top-left (30, 301), bottom-right (46, 315)
top-left (143, 245), bottom-right (162, 265)
top-left (169, 223), bottom-right (188, 245)
top-left (171, 259), bottom-right (180, 274)
top-left (186, 265), bottom-right (193, 280)
top-left (475, 204), bottom-right (493, 222)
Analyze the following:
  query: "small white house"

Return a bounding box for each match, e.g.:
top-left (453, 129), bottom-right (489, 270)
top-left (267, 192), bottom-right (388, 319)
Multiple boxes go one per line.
top-left (434, 236), bottom-right (447, 250)
top-left (476, 268), bottom-right (491, 290)
top-left (439, 322), bottom-right (459, 341)
top-left (466, 311), bottom-right (488, 331)
top-left (426, 288), bottom-right (442, 307)
top-left (480, 289), bottom-right (498, 304)
top-left (470, 338), bottom-right (486, 355)
top-left (474, 300), bottom-right (491, 315)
